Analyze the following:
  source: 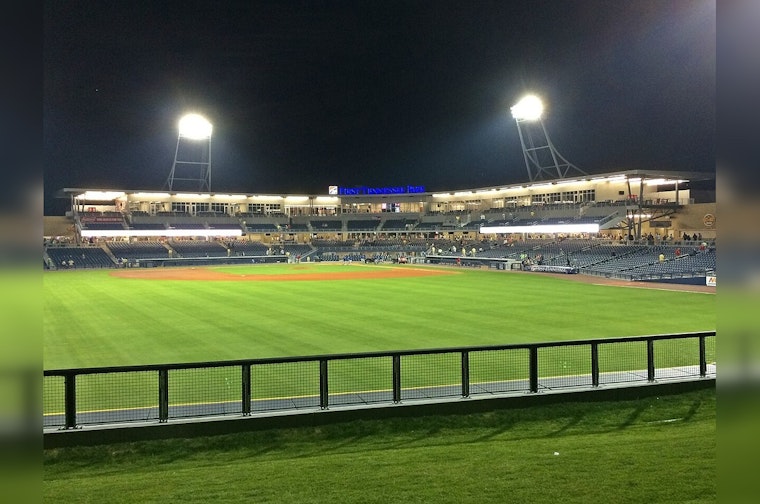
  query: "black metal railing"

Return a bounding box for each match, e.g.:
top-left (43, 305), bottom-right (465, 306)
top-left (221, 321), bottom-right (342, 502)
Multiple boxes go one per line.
top-left (43, 331), bottom-right (715, 430)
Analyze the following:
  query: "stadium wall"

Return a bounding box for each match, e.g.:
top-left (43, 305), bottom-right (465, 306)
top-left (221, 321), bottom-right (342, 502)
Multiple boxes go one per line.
top-left (43, 216), bottom-right (74, 238)
top-left (668, 202), bottom-right (716, 239)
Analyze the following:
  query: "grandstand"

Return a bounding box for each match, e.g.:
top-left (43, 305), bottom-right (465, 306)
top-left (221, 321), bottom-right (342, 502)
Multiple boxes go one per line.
top-left (46, 169), bottom-right (715, 282)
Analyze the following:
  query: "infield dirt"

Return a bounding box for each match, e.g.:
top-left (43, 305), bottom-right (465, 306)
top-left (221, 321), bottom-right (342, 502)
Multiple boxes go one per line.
top-left (109, 264), bottom-right (714, 292)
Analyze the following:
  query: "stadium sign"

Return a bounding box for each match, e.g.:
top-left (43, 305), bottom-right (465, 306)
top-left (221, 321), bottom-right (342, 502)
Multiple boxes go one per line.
top-left (527, 265), bottom-right (578, 274)
top-left (328, 185), bottom-right (426, 196)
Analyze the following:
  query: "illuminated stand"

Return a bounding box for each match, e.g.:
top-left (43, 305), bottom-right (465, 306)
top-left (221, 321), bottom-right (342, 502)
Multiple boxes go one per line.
top-left (165, 114), bottom-right (213, 192)
top-left (511, 95), bottom-right (586, 182)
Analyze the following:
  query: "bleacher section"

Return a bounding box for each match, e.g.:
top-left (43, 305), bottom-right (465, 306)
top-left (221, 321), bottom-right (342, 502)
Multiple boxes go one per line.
top-left (168, 222), bottom-right (206, 230)
top-left (310, 220), bottom-right (342, 232)
top-left (312, 239), bottom-right (355, 252)
top-left (46, 247), bottom-right (115, 269)
top-left (245, 223), bottom-right (279, 233)
top-left (414, 220), bottom-right (445, 231)
top-left (282, 244), bottom-right (313, 256)
top-left (380, 219), bottom-right (418, 231)
top-left (106, 241), bottom-right (170, 260)
top-left (78, 212), bottom-right (127, 231)
top-left (346, 219), bottom-right (381, 231)
top-left (130, 223), bottom-right (167, 230)
top-left (461, 219), bottom-right (487, 230)
top-left (621, 250), bottom-right (716, 279)
top-left (207, 222), bottom-right (243, 231)
top-left (226, 240), bottom-right (270, 256)
top-left (168, 240), bottom-right (229, 258)
top-left (287, 223), bottom-right (310, 232)
top-left (128, 212), bottom-right (242, 233)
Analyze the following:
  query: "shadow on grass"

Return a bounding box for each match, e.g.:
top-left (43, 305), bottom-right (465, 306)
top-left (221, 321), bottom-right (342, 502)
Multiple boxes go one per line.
top-left (44, 389), bottom-right (715, 470)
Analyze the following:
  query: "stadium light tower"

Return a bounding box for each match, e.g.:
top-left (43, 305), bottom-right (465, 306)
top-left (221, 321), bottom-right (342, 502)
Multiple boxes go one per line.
top-left (511, 95), bottom-right (586, 182)
top-left (164, 113), bottom-right (213, 192)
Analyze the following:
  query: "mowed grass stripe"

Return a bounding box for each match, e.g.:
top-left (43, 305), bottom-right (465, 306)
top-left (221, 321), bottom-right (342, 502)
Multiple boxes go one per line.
top-left (44, 265), bottom-right (715, 370)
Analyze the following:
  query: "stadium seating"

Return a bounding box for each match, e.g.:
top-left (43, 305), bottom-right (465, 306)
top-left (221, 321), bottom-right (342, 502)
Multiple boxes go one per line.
top-left (46, 233), bottom-right (716, 283)
top-left (168, 240), bottom-right (229, 258)
top-left (226, 240), bottom-right (269, 256)
top-left (287, 223), bottom-right (310, 232)
top-left (380, 219), bottom-right (417, 231)
top-left (346, 219), bottom-right (381, 231)
top-left (46, 246), bottom-right (116, 269)
top-left (310, 220), bottom-right (343, 231)
top-left (106, 241), bottom-right (170, 260)
top-left (245, 223), bottom-right (279, 233)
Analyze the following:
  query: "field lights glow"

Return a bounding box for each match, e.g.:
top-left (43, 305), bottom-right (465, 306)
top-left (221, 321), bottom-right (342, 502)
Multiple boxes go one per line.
top-left (79, 228), bottom-right (242, 239)
top-left (132, 192), bottom-right (171, 199)
top-left (75, 191), bottom-right (126, 201)
top-left (511, 95), bottom-right (544, 120)
top-left (480, 223), bottom-right (600, 234)
top-left (178, 114), bottom-right (213, 140)
top-left (174, 193), bottom-right (211, 199)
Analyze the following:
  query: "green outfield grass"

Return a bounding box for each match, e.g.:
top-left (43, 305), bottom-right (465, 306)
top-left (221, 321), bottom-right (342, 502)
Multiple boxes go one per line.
top-left (43, 264), bottom-right (715, 416)
top-left (43, 387), bottom-right (716, 504)
top-left (44, 264), bottom-right (715, 369)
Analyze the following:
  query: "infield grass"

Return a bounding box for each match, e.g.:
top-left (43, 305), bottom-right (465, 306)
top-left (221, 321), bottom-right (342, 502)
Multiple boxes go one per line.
top-left (43, 387), bottom-right (716, 504)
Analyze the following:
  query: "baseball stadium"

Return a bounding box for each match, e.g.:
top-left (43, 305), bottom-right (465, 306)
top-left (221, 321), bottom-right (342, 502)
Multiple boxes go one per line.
top-left (36, 0), bottom-right (725, 499)
top-left (43, 108), bottom-right (716, 502)
top-left (43, 106), bottom-right (717, 414)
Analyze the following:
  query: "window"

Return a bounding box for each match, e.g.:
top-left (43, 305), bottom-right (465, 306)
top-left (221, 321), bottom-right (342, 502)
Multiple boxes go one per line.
top-left (172, 202), bottom-right (188, 213)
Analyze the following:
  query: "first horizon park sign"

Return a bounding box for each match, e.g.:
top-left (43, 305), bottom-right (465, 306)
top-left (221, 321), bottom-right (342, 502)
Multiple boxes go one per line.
top-left (328, 185), bottom-right (426, 196)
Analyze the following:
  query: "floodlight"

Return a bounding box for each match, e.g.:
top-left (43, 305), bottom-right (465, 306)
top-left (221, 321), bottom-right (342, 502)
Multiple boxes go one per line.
top-left (178, 114), bottom-right (213, 140)
top-left (165, 113), bottom-right (213, 192)
top-left (510, 93), bottom-right (586, 182)
top-left (511, 95), bottom-right (544, 121)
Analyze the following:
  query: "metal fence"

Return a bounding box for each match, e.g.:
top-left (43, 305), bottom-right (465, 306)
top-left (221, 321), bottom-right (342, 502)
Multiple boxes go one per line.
top-left (43, 331), bottom-right (715, 430)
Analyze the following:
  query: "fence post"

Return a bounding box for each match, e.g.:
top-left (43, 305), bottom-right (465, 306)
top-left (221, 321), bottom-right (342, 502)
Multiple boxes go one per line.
top-left (646, 339), bottom-right (655, 382)
top-left (64, 373), bottom-right (76, 429)
top-left (242, 364), bottom-right (251, 416)
top-left (319, 359), bottom-right (329, 410)
top-left (158, 369), bottom-right (169, 422)
top-left (392, 355), bottom-right (401, 403)
top-left (529, 346), bottom-right (538, 393)
top-left (591, 343), bottom-right (599, 387)
top-left (461, 351), bottom-right (470, 398)
top-left (699, 335), bottom-right (707, 377)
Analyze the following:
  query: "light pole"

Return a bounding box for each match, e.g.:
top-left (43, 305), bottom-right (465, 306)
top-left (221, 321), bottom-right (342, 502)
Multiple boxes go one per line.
top-left (511, 95), bottom-right (586, 182)
top-left (165, 113), bottom-right (213, 192)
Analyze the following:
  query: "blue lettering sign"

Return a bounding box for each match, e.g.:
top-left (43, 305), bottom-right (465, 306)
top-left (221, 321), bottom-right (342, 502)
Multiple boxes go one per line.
top-left (337, 185), bottom-right (425, 195)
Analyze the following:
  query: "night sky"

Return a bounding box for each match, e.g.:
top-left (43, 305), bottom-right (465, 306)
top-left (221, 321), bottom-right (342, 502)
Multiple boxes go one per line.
top-left (43, 0), bottom-right (715, 214)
